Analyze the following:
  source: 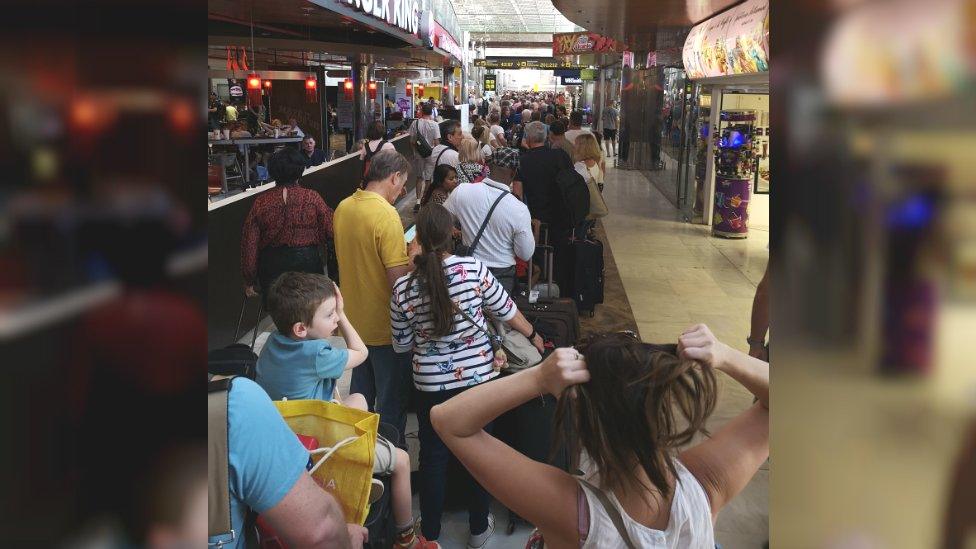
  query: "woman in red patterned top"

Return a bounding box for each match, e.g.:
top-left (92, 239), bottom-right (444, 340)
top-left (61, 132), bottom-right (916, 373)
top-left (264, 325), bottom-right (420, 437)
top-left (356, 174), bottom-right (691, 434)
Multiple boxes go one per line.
top-left (241, 147), bottom-right (334, 303)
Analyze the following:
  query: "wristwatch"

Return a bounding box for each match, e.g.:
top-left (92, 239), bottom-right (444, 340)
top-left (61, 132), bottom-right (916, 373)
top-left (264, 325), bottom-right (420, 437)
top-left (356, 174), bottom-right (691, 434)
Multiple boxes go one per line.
top-left (746, 337), bottom-right (765, 347)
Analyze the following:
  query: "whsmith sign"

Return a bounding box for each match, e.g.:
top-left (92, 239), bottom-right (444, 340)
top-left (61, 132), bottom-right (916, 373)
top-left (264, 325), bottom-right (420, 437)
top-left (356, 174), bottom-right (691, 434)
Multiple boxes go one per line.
top-left (474, 57), bottom-right (583, 70)
top-left (341, 0), bottom-right (421, 36)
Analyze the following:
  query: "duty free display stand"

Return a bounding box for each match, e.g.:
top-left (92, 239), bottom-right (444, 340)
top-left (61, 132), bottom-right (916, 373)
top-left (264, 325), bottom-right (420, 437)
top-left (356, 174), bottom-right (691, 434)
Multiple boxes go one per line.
top-left (712, 110), bottom-right (757, 239)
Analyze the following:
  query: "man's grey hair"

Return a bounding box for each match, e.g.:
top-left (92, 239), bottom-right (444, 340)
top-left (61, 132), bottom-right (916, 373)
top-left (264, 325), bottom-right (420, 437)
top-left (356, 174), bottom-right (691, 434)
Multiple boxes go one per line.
top-left (523, 121), bottom-right (547, 145)
top-left (521, 109), bottom-right (532, 122)
top-left (365, 149), bottom-right (411, 183)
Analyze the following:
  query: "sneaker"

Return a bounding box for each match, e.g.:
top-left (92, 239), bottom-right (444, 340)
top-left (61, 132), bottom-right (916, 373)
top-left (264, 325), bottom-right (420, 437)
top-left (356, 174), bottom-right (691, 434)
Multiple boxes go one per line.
top-left (394, 529), bottom-right (440, 549)
top-left (368, 478), bottom-right (385, 504)
top-left (467, 514), bottom-right (495, 549)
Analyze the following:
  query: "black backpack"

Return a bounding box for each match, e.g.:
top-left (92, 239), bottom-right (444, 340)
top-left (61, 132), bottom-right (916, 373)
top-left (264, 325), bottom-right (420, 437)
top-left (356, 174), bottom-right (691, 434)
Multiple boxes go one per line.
top-left (555, 168), bottom-right (591, 228)
top-left (411, 120), bottom-right (433, 158)
top-left (362, 138), bottom-right (389, 184)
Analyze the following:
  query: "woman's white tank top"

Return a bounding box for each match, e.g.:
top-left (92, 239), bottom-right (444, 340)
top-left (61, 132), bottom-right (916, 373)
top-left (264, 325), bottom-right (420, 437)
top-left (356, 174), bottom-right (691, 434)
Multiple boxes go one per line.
top-left (578, 460), bottom-right (715, 549)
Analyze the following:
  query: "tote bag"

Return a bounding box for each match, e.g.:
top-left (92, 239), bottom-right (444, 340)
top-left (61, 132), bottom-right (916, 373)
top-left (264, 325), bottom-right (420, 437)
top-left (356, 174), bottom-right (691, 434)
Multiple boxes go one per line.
top-left (274, 399), bottom-right (379, 525)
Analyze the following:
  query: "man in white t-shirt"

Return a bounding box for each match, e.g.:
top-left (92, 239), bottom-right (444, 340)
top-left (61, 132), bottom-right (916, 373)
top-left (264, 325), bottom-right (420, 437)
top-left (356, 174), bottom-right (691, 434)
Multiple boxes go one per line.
top-left (428, 119), bottom-right (462, 176)
top-left (443, 176), bottom-right (534, 295)
top-left (564, 110), bottom-right (590, 146)
top-left (409, 103), bottom-right (441, 211)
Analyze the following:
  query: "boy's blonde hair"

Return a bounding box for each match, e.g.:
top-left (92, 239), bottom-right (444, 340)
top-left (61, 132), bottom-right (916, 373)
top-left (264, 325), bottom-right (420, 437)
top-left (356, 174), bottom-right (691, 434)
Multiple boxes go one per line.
top-left (574, 133), bottom-right (603, 164)
top-left (458, 136), bottom-right (484, 164)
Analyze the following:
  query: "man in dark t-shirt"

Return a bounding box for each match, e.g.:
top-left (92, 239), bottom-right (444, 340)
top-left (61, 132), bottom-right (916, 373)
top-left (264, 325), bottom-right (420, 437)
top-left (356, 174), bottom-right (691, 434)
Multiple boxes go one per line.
top-left (300, 135), bottom-right (327, 167)
top-left (516, 120), bottom-right (576, 297)
top-left (516, 121), bottom-right (573, 235)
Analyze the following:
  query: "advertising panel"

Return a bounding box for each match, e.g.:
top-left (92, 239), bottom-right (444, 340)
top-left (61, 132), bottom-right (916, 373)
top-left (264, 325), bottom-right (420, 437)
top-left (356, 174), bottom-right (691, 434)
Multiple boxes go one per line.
top-left (552, 32), bottom-right (625, 55)
top-left (682, 0), bottom-right (768, 79)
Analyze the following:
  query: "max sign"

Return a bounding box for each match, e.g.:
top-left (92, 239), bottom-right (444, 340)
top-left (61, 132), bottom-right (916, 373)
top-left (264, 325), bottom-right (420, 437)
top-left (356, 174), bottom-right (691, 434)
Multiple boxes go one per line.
top-left (553, 32), bottom-right (624, 55)
top-left (343, 0), bottom-right (420, 35)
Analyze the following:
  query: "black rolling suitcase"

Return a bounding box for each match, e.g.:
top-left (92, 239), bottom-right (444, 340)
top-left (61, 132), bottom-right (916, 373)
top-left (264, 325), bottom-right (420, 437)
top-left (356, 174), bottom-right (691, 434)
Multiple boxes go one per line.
top-left (516, 238), bottom-right (581, 350)
top-left (208, 344), bottom-right (258, 379)
top-left (569, 236), bottom-right (605, 317)
top-left (363, 422), bottom-right (400, 549)
top-left (494, 377), bottom-right (576, 534)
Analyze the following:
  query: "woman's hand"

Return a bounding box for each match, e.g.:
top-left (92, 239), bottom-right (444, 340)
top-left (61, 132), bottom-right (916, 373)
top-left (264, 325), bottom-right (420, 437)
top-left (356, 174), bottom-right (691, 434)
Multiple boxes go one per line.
top-left (535, 347), bottom-right (590, 397)
top-left (333, 282), bottom-right (345, 317)
top-left (530, 333), bottom-right (545, 354)
top-left (245, 285), bottom-right (259, 297)
top-left (678, 324), bottom-right (731, 371)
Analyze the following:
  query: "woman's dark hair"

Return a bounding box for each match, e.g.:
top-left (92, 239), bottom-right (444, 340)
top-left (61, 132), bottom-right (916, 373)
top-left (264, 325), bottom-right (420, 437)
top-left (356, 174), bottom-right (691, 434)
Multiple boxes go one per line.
top-left (366, 121), bottom-right (386, 141)
top-left (408, 204), bottom-right (458, 337)
top-left (268, 147), bottom-right (306, 186)
top-left (422, 164), bottom-right (456, 206)
top-left (553, 332), bottom-right (718, 504)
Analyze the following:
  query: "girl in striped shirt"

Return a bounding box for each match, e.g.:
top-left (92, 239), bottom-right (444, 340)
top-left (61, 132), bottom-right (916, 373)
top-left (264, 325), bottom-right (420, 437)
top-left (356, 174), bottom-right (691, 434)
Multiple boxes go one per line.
top-left (390, 203), bottom-right (542, 545)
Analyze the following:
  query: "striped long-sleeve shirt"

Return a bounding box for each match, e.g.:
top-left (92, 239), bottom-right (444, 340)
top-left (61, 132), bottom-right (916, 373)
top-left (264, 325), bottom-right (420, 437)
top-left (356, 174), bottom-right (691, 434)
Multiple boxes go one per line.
top-left (391, 255), bottom-right (516, 392)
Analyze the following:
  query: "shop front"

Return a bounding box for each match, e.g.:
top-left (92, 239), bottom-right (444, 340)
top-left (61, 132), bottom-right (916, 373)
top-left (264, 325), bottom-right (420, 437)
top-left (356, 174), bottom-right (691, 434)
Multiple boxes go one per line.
top-left (679, 0), bottom-right (769, 237)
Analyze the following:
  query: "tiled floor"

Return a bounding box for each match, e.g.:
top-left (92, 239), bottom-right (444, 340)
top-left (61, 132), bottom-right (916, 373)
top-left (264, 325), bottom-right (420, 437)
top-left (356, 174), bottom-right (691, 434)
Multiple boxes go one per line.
top-left (600, 163), bottom-right (769, 549)
top-left (251, 162), bottom-right (770, 548)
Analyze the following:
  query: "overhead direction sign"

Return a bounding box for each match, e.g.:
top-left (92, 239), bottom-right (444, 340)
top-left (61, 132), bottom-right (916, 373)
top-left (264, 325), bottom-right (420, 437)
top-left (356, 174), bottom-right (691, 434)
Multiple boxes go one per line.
top-left (474, 57), bottom-right (584, 70)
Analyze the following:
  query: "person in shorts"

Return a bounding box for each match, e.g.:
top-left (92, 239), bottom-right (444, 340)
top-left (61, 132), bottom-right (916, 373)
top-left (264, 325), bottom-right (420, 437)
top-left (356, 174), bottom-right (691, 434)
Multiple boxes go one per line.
top-left (256, 272), bottom-right (439, 549)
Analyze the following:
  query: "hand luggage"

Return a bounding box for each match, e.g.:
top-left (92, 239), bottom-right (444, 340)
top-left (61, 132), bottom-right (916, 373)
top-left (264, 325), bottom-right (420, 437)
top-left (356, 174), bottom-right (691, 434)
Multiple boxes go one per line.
top-left (515, 255), bottom-right (580, 350)
top-left (363, 422), bottom-right (399, 549)
top-left (554, 168), bottom-right (590, 228)
top-left (494, 374), bottom-right (576, 535)
top-left (208, 343), bottom-right (257, 380)
top-left (569, 237), bottom-right (605, 317)
top-left (531, 244), bottom-right (560, 299)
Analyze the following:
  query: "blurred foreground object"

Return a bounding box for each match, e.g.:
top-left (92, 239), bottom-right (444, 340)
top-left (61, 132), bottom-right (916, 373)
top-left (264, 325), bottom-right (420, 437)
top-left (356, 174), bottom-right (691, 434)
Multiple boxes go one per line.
top-left (774, 0), bottom-right (975, 547)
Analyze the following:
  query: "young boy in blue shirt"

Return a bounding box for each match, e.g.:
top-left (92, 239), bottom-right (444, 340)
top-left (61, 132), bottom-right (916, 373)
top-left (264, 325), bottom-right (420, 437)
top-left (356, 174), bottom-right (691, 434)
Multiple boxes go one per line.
top-left (257, 272), bottom-right (439, 549)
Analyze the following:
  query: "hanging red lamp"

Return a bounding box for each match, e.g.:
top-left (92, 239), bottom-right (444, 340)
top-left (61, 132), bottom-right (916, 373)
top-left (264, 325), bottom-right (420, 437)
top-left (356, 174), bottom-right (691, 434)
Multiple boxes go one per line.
top-left (246, 72), bottom-right (262, 106)
top-left (406, 82), bottom-right (412, 94)
top-left (343, 78), bottom-right (354, 100)
top-left (417, 83), bottom-right (424, 96)
top-left (305, 75), bottom-right (318, 103)
top-left (367, 81), bottom-right (377, 100)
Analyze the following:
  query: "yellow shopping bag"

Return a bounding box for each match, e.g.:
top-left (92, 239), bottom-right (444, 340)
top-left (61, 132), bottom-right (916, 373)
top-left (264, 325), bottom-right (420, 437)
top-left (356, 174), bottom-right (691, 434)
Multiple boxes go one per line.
top-left (274, 399), bottom-right (379, 525)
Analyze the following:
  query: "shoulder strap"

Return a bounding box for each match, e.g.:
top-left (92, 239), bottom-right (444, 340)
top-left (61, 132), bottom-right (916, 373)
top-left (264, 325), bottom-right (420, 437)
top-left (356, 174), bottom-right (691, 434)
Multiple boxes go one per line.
top-left (434, 147), bottom-right (449, 166)
top-left (468, 189), bottom-right (509, 255)
top-left (208, 376), bottom-right (236, 540)
top-left (578, 479), bottom-right (638, 549)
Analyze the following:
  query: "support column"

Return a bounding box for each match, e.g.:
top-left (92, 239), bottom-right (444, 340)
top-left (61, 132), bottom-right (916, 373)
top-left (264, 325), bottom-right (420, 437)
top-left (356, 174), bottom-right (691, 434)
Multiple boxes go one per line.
top-left (594, 68), bottom-right (605, 131)
top-left (352, 58), bottom-right (372, 141)
top-left (442, 66), bottom-right (453, 106)
top-left (702, 86), bottom-right (722, 226)
top-left (315, 65), bottom-right (329, 156)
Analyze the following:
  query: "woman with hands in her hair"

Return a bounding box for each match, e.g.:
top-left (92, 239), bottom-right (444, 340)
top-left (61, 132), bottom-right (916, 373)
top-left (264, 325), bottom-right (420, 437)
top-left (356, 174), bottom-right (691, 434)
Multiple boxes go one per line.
top-left (431, 324), bottom-right (768, 548)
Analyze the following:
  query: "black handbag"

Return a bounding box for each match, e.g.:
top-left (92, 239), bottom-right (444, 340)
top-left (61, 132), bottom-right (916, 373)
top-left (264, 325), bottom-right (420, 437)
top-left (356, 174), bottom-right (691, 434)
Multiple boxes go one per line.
top-left (412, 120), bottom-right (433, 158)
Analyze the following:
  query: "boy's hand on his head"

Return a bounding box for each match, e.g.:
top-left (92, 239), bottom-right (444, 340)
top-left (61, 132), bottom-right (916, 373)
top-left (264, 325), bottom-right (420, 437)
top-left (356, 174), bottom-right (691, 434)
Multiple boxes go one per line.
top-left (334, 282), bottom-right (345, 317)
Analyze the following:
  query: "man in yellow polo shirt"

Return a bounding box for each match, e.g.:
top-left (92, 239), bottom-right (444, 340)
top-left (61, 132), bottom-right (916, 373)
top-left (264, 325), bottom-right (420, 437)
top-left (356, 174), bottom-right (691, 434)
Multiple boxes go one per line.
top-left (334, 149), bottom-right (416, 439)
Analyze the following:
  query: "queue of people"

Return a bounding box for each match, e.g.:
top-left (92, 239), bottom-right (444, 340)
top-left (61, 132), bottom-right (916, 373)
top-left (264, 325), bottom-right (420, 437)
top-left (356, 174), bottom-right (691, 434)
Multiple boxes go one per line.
top-left (212, 89), bottom-right (768, 548)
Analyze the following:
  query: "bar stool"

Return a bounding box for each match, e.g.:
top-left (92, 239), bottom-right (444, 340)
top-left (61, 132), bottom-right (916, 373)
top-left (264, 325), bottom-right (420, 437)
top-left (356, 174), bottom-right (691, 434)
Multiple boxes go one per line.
top-left (234, 294), bottom-right (264, 350)
top-left (215, 153), bottom-right (245, 191)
